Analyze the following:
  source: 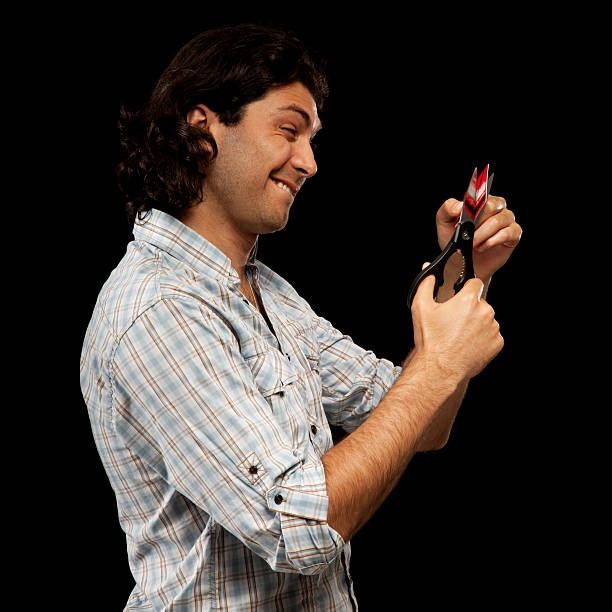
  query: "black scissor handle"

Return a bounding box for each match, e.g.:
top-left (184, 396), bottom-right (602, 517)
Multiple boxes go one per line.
top-left (408, 166), bottom-right (492, 309)
top-left (407, 220), bottom-right (477, 308)
top-left (407, 237), bottom-right (458, 308)
top-left (452, 222), bottom-right (475, 294)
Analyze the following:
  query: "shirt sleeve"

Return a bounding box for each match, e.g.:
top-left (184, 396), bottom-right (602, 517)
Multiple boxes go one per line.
top-left (109, 296), bottom-right (343, 576)
top-left (312, 314), bottom-right (403, 432)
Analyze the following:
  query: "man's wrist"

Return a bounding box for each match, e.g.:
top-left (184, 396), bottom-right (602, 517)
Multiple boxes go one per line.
top-left (398, 349), bottom-right (462, 403)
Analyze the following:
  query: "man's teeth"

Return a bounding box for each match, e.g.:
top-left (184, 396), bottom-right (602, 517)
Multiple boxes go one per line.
top-left (273, 180), bottom-right (293, 195)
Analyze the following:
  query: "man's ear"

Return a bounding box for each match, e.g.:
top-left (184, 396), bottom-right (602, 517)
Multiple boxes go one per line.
top-left (186, 104), bottom-right (210, 128)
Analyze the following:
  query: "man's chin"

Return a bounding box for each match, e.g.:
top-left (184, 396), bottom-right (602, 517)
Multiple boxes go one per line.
top-left (255, 212), bottom-right (291, 235)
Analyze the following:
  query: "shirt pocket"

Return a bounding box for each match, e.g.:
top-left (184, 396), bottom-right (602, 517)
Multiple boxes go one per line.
top-left (245, 347), bottom-right (299, 399)
top-left (291, 324), bottom-right (323, 413)
top-left (245, 347), bottom-right (313, 457)
top-left (290, 321), bottom-right (319, 372)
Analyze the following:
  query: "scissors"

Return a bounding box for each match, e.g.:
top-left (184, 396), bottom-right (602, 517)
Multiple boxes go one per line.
top-left (407, 165), bottom-right (494, 307)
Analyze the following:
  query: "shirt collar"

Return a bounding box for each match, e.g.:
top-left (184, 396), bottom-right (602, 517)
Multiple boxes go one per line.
top-left (133, 209), bottom-right (258, 285)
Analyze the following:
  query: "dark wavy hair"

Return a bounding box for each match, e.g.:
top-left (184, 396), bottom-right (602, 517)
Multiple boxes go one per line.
top-left (117, 23), bottom-right (329, 225)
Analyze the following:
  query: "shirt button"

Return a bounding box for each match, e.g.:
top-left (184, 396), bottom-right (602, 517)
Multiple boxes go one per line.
top-left (248, 465), bottom-right (258, 475)
top-left (274, 494), bottom-right (284, 505)
top-left (310, 424), bottom-right (317, 435)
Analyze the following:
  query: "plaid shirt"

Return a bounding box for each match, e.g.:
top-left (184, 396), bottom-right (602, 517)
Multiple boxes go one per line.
top-left (80, 210), bottom-right (402, 611)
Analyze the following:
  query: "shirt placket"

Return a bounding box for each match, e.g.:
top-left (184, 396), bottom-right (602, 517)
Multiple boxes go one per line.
top-left (251, 269), bottom-right (330, 458)
top-left (246, 265), bottom-right (285, 349)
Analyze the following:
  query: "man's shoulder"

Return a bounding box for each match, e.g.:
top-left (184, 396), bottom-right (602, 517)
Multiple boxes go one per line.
top-left (89, 241), bottom-right (219, 344)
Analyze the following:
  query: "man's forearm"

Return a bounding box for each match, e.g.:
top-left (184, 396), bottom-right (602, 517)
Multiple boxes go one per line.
top-left (415, 378), bottom-right (468, 451)
top-left (400, 349), bottom-right (468, 452)
top-left (410, 273), bottom-right (491, 451)
top-left (321, 352), bottom-right (459, 542)
top-left (321, 274), bottom-right (495, 542)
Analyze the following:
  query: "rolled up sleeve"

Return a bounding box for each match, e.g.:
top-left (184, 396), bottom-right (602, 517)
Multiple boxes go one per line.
top-left (266, 475), bottom-right (341, 573)
top-left (109, 296), bottom-right (343, 575)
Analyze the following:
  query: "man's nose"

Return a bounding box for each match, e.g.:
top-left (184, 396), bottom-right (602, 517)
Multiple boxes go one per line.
top-left (292, 140), bottom-right (317, 178)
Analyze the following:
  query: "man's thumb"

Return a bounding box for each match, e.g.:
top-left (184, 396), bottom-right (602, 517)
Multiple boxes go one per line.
top-left (413, 264), bottom-right (436, 304)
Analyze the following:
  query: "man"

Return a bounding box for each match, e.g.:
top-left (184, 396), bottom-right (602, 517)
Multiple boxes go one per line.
top-left (80, 23), bottom-right (522, 610)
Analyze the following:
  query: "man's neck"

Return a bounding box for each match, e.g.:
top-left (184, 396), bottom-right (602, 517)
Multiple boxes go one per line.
top-left (178, 203), bottom-right (257, 281)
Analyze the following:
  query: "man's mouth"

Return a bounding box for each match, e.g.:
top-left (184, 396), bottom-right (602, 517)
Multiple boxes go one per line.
top-left (270, 176), bottom-right (299, 197)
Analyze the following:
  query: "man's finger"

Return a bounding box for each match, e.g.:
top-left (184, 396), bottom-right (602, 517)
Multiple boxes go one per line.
top-left (436, 198), bottom-right (463, 224)
top-left (473, 208), bottom-right (516, 247)
top-left (475, 195), bottom-right (507, 227)
top-left (459, 278), bottom-right (485, 301)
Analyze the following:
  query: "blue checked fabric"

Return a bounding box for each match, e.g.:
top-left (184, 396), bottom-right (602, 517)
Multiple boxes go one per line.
top-left (80, 209), bottom-right (402, 611)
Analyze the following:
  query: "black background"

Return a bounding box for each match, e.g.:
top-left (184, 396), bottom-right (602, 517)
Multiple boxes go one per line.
top-left (34, 5), bottom-right (602, 610)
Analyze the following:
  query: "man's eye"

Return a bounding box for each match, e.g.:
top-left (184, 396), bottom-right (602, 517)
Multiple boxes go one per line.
top-left (281, 127), bottom-right (297, 137)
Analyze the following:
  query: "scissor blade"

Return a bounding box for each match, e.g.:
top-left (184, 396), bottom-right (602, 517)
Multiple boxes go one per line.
top-left (459, 167), bottom-right (479, 224)
top-left (463, 165), bottom-right (489, 224)
top-left (474, 164), bottom-right (489, 225)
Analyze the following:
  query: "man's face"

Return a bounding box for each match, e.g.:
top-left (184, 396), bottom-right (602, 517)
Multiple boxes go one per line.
top-left (200, 81), bottom-right (321, 236)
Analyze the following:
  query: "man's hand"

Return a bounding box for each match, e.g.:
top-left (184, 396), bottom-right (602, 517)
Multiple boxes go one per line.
top-left (411, 274), bottom-right (504, 381)
top-left (436, 196), bottom-right (522, 282)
